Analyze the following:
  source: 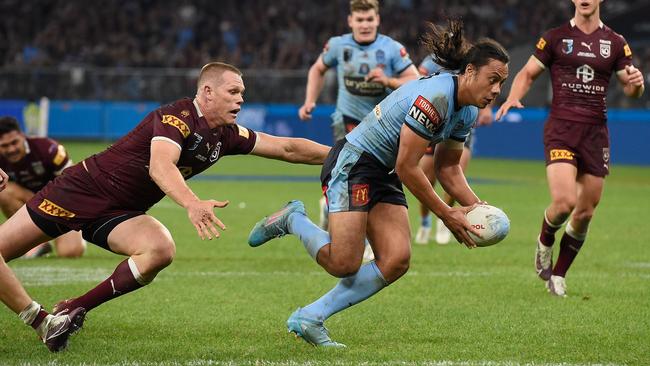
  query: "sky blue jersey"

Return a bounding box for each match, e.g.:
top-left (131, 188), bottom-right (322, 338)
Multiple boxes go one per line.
top-left (419, 54), bottom-right (450, 75)
top-left (322, 33), bottom-right (413, 123)
top-left (345, 73), bottom-right (478, 169)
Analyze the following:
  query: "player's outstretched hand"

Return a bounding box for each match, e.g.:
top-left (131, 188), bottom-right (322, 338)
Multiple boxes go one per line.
top-left (625, 65), bottom-right (644, 87)
top-left (298, 103), bottom-right (316, 121)
top-left (186, 199), bottom-right (229, 240)
top-left (440, 205), bottom-right (481, 249)
top-left (495, 99), bottom-right (524, 121)
top-left (0, 168), bottom-right (7, 192)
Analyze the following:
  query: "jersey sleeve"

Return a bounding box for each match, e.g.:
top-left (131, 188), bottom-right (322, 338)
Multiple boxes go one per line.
top-left (222, 124), bottom-right (258, 156)
top-left (152, 107), bottom-right (194, 150)
top-left (449, 107), bottom-right (478, 142)
top-left (533, 29), bottom-right (554, 67)
top-left (614, 34), bottom-right (634, 72)
top-left (419, 55), bottom-right (444, 75)
top-left (404, 92), bottom-right (448, 140)
top-left (391, 40), bottom-right (413, 74)
top-left (321, 37), bottom-right (339, 68)
top-left (45, 139), bottom-right (70, 174)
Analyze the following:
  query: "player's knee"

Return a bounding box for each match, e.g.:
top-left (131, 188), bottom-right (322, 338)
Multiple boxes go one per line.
top-left (148, 239), bottom-right (176, 269)
top-left (572, 209), bottom-right (594, 225)
top-left (327, 258), bottom-right (361, 278)
top-left (57, 244), bottom-right (85, 258)
top-left (382, 255), bottom-right (410, 282)
top-left (552, 197), bottom-right (576, 216)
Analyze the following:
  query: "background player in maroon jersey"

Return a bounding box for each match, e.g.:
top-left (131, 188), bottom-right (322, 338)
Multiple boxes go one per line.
top-left (0, 117), bottom-right (85, 258)
top-left (496, 0), bottom-right (645, 297)
top-left (0, 62), bottom-right (329, 352)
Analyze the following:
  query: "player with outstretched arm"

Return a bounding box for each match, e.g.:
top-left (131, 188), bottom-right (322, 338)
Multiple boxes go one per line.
top-left (0, 62), bottom-right (329, 352)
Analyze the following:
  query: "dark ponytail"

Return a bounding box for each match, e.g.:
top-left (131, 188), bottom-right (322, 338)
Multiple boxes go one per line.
top-left (422, 19), bottom-right (510, 74)
top-left (421, 19), bottom-right (468, 71)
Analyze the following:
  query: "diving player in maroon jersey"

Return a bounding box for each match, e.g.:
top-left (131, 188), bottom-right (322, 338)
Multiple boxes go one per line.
top-left (496, 0), bottom-right (645, 297)
top-left (0, 116), bottom-right (86, 258)
top-left (0, 62), bottom-right (329, 352)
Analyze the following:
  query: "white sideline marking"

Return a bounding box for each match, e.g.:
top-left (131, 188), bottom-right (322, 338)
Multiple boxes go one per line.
top-left (624, 262), bottom-right (650, 269)
top-left (167, 271), bottom-right (494, 278)
top-left (20, 359), bottom-right (628, 366)
top-left (13, 266), bottom-right (111, 286)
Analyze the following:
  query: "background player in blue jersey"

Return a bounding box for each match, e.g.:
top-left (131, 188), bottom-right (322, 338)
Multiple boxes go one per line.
top-left (414, 55), bottom-right (494, 245)
top-left (297, 0), bottom-right (419, 237)
top-left (249, 19), bottom-right (510, 347)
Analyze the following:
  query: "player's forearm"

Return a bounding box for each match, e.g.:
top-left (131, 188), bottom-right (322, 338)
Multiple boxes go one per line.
top-left (506, 69), bottom-right (535, 103)
top-left (397, 164), bottom-right (449, 218)
top-left (149, 161), bottom-right (199, 208)
top-left (281, 138), bottom-right (330, 165)
top-left (304, 66), bottom-right (326, 105)
top-left (623, 83), bottom-right (644, 98)
top-left (435, 165), bottom-right (480, 206)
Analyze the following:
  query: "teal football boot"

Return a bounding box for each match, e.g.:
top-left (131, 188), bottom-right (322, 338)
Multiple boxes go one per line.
top-left (286, 308), bottom-right (346, 348)
top-left (248, 200), bottom-right (305, 247)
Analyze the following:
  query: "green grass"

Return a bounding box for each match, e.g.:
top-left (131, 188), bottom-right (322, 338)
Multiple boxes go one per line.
top-left (1, 142), bottom-right (649, 365)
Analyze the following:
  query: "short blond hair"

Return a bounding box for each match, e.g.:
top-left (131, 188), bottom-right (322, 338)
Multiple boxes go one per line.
top-left (350, 0), bottom-right (379, 14)
top-left (197, 62), bottom-right (242, 89)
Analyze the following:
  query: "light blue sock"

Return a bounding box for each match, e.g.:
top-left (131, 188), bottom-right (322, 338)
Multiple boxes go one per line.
top-left (421, 213), bottom-right (433, 228)
top-left (288, 212), bottom-right (330, 261)
top-left (302, 261), bottom-right (388, 322)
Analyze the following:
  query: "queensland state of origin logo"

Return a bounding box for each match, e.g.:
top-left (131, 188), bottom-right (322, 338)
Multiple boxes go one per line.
top-left (562, 39), bottom-right (573, 54)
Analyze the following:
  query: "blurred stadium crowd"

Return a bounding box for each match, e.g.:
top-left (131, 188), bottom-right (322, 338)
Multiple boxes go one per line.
top-left (1, 0), bottom-right (648, 105)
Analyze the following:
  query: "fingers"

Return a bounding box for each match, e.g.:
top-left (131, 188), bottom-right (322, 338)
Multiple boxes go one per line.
top-left (495, 101), bottom-right (524, 121)
top-left (495, 105), bottom-right (508, 121)
top-left (211, 200), bottom-right (230, 208)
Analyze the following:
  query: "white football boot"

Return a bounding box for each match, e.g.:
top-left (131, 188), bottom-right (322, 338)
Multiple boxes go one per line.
top-left (546, 275), bottom-right (567, 297)
top-left (318, 196), bottom-right (328, 230)
top-left (435, 218), bottom-right (451, 245)
top-left (414, 226), bottom-right (431, 245)
top-left (535, 237), bottom-right (553, 281)
top-left (362, 240), bottom-right (375, 263)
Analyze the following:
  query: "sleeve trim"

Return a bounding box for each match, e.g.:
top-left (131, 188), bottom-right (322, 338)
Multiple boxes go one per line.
top-left (405, 121), bottom-right (431, 140)
top-left (151, 136), bottom-right (182, 151)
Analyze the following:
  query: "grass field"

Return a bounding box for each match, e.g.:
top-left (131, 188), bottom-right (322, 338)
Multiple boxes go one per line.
top-left (1, 141), bottom-right (649, 366)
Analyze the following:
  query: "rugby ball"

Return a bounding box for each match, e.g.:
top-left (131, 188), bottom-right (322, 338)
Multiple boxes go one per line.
top-left (465, 204), bottom-right (510, 247)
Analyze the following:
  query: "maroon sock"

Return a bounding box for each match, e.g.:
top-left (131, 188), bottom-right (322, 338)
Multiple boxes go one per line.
top-left (66, 259), bottom-right (144, 312)
top-left (553, 232), bottom-right (585, 277)
top-left (30, 307), bottom-right (49, 329)
top-left (539, 214), bottom-right (562, 247)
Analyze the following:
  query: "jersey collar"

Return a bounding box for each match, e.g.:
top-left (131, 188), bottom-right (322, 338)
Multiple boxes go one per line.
top-left (192, 98), bottom-right (204, 117)
top-left (569, 18), bottom-right (604, 29)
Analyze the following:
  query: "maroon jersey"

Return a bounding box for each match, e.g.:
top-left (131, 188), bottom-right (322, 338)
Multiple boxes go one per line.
top-left (0, 136), bottom-right (70, 192)
top-left (83, 98), bottom-right (257, 211)
top-left (533, 20), bottom-right (633, 124)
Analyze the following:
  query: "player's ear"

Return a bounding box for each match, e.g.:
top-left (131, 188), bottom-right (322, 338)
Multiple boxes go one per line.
top-left (465, 63), bottom-right (476, 77)
top-left (347, 14), bottom-right (353, 28)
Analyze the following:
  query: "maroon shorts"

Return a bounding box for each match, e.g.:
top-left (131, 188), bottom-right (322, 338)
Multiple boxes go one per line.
top-left (543, 118), bottom-right (610, 177)
top-left (26, 163), bottom-right (145, 250)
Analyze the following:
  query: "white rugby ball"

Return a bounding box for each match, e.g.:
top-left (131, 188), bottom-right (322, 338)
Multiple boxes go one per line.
top-left (465, 204), bottom-right (510, 247)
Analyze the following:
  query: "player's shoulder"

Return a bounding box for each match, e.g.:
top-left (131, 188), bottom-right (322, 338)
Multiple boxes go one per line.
top-left (376, 33), bottom-right (405, 49)
top-left (541, 22), bottom-right (571, 41)
top-left (600, 23), bottom-right (627, 44)
top-left (26, 136), bottom-right (59, 152)
top-left (221, 123), bottom-right (253, 140)
top-left (330, 34), bottom-right (350, 46)
top-left (159, 98), bottom-right (194, 116)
